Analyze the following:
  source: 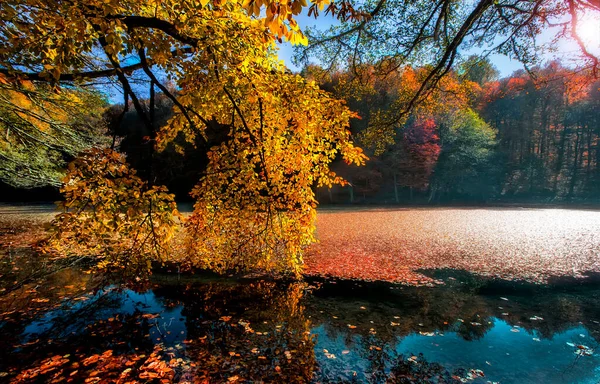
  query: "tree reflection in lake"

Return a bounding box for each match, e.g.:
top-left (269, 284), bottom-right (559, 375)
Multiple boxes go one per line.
top-left (1, 270), bottom-right (600, 383)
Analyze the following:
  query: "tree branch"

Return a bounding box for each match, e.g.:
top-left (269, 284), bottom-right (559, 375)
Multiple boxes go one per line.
top-left (0, 48), bottom-right (193, 82)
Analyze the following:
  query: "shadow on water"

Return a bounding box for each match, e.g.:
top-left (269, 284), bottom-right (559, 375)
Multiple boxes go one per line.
top-left (0, 268), bottom-right (600, 383)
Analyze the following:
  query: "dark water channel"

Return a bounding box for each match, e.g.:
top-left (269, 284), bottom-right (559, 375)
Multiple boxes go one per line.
top-left (1, 270), bottom-right (600, 383)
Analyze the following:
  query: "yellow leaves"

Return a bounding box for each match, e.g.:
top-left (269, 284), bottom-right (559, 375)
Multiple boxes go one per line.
top-left (288, 30), bottom-right (308, 46)
top-left (8, 0), bottom-right (365, 278)
top-left (176, 67), bottom-right (364, 276)
top-left (313, 0), bottom-right (331, 11)
top-left (43, 149), bottom-right (180, 278)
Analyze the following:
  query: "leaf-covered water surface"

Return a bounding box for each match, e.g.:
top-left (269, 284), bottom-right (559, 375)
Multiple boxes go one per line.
top-left (1, 206), bottom-right (600, 382)
top-left (306, 208), bottom-right (600, 284)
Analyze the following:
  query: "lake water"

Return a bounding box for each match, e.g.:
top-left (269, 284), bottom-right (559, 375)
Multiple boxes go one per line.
top-left (1, 270), bottom-right (599, 383)
top-left (1, 206), bottom-right (600, 382)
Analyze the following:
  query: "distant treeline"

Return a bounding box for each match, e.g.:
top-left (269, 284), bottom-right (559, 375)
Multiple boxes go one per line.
top-left (2, 60), bottom-right (598, 205)
top-left (306, 59), bottom-right (600, 204)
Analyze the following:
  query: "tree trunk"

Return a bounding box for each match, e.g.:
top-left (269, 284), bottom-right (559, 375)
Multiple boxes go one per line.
top-left (568, 126), bottom-right (581, 199)
top-left (393, 174), bottom-right (399, 203)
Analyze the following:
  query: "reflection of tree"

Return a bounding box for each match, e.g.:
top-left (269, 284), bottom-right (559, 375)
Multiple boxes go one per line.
top-left (0, 290), bottom-right (158, 382)
top-left (304, 276), bottom-right (600, 382)
top-left (0, 265), bottom-right (97, 358)
top-left (387, 353), bottom-right (465, 384)
top-left (151, 279), bottom-right (316, 383)
top-left (306, 279), bottom-right (494, 344)
top-left (485, 282), bottom-right (600, 342)
top-left (3, 273), bottom-right (600, 382)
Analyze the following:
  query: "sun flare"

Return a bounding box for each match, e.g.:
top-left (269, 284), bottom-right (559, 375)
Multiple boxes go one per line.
top-left (575, 14), bottom-right (600, 48)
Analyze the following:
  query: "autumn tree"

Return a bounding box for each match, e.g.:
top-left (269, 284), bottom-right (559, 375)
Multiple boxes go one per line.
top-left (429, 109), bottom-right (497, 201)
top-left (384, 117), bottom-right (441, 200)
top-left (458, 55), bottom-right (499, 87)
top-left (478, 63), bottom-right (600, 200)
top-left (3, 0), bottom-right (599, 277)
top-left (296, 0), bottom-right (600, 153)
top-left (2, 0), bottom-right (369, 277)
top-left (0, 78), bottom-right (107, 188)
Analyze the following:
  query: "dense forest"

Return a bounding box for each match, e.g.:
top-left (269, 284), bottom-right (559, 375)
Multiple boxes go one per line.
top-left (4, 60), bottom-right (597, 204)
top-left (311, 60), bottom-right (600, 204)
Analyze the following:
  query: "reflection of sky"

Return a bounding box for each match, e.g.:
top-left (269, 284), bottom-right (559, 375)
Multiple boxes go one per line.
top-left (10, 281), bottom-right (600, 383)
top-left (22, 289), bottom-right (187, 346)
top-left (312, 319), bottom-right (600, 384)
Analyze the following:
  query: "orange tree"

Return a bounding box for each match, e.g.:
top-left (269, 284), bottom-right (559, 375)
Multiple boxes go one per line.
top-left (1, 0), bottom-right (367, 277)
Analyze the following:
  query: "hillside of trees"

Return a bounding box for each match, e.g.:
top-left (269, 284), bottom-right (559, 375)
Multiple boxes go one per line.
top-left (2, 60), bottom-right (599, 205)
top-left (305, 60), bottom-right (600, 204)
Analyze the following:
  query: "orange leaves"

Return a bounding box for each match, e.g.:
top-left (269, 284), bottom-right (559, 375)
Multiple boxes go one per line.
top-left (81, 350), bottom-right (113, 367)
top-left (43, 148), bottom-right (180, 278)
top-left (12, 345), bottom-right (176, 383)
top-left (14, 355), bottom-right (70, 381)
top-left (138, 356), bottom-right (174, 381)
top-left (30, 298), bottom-right (50, 303)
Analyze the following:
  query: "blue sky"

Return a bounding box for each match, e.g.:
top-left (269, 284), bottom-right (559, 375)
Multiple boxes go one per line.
top-left (276, 11), bottom-right (600, 78)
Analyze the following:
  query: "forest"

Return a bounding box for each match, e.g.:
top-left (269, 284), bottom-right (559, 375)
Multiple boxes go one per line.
top-left (307, 59), bottom-right (600, 203)
top-left (3, 60), bottom-right (599, 204)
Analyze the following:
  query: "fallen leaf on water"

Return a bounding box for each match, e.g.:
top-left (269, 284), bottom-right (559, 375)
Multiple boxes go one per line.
top-left (31, 298), bottom-right (49, 303)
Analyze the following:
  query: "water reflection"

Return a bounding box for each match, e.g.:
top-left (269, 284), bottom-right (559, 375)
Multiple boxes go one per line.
top-left (1, 271), bottom-right (599, 383)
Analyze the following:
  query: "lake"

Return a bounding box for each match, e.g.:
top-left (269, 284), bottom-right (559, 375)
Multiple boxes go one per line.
top-left (1, 206), bottom-right (600, 382)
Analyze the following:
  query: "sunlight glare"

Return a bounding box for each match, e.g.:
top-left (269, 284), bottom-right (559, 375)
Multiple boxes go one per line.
top-left (575, 14), bottom-right (600, 49)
